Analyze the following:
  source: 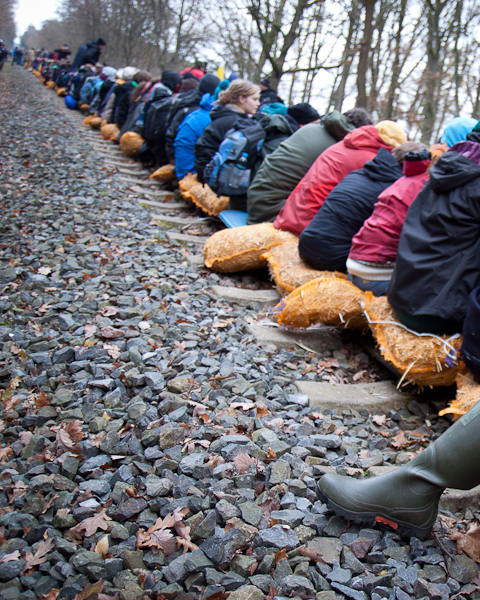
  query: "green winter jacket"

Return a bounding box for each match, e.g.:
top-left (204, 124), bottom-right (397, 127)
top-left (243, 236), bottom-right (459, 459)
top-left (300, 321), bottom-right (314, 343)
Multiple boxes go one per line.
top-left (246, 111), bottom-right (354, 224)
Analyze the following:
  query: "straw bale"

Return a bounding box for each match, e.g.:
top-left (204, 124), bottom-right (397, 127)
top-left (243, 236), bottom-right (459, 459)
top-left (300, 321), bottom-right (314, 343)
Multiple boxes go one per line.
top-left (178, 173), bottom-right (229, 217)
top-left (364, 293), bottom-right (462, 387)
top-left (89, 116), bottom-right (102, 129)
top-left (56, 87), bottom-right (67, 96)
top-left (83, 115), bottom-right (95, 125)
top-left (273, 276), bottom-right (366, 329)
top-left (150, 164), bottom-right (176, 182)
top-left (438, 368), bottom-right (480, 419)
top-left (262, 240), bottom-right (346, 296)
top-left (46, 80), bottom-right (56, 89)
top-left (32, 70), bottom-right (40, 77)
top-left (204, 223), bottom-right (297, 273)
top-left (119, 132), bottom-right (144, 157)
top-left (101, 123), bottom-right (120, 141)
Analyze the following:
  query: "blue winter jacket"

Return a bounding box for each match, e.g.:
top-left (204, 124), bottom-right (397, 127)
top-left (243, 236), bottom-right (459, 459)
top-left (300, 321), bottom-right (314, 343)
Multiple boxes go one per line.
top-left (174, 93), bottom-right (215, 180)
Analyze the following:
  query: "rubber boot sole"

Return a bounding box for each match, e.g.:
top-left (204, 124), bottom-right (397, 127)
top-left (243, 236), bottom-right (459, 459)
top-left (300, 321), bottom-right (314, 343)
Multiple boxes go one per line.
top-left (317, 486), bottom-right (432, 540)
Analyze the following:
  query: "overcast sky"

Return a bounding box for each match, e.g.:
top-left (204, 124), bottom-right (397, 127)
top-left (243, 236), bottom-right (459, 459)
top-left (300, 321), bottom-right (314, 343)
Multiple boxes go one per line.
top-left (15, 0), bottom-right (61, 38)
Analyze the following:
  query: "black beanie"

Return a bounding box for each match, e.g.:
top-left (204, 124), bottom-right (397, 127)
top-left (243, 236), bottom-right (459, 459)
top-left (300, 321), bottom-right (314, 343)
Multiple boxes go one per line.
top-left (96, 38), bottom-right (106, 46)
top-left (287, 102), bottom-right (320, 125)
top-left (161, 69), bottom-right (180, 91)
top-left (198, 73), bottom-right (221, 95)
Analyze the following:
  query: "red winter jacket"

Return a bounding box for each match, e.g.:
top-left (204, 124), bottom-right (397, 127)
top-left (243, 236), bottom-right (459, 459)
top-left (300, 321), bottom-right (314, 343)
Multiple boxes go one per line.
top-left (273, 125), bottom-right (394, 236)
top-left (348, 160), bottom-right (429, 263)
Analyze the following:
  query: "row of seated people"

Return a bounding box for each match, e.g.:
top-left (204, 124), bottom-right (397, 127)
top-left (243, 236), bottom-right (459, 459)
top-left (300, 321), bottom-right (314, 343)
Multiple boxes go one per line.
top-left (33, 53), bottom-right (480, 343)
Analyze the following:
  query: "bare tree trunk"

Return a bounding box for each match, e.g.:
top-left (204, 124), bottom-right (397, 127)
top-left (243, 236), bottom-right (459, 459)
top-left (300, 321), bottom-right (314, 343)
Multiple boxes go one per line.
top-left (356, 0), bottom-right (375, 108)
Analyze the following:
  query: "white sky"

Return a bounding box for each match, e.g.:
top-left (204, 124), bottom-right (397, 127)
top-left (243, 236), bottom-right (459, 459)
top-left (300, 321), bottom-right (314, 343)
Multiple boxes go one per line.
top-left (15, 0), bottom-right (61, 38)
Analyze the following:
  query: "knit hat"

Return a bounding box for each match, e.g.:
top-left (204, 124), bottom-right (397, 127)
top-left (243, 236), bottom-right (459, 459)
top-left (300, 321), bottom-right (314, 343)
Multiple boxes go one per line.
top-left (161, 69), bottom-right (180, 92)
top-left (96, 38), bottom-right (106, 46)
top-left (213, 79), bottom-right (230, 100)
top-left (198, 73), bottom-right (221, 95)
top-left (374, 120), bottom-right (407, 148)
top-left (440, 116), bottom-right (478, 147)
top-left (260, 77), bottom-right (271, 87)
top-left (101, 66), bottom-right (116, 81)
top-left (402, 149), bottom-right (431, 177)
top-left (260, 102), bottom-right (288, 115)
top-left (121, 66), bottom-right (137, 81)
top-left (287, 102), bottom-right (320, 125)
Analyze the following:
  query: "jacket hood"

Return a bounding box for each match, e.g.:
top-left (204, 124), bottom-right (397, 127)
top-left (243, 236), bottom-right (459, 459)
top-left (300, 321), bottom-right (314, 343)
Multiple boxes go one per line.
top-left (199, 92), bottom-right (215, 111)
top-left (362, 147), bottom-right (402, 182)
top-left (429, 149), bottom-right (480, 192)
top-left (342, 125), bottom-right (391, 152)
top-left (440, 116), bottom-right (477, 147)
top-left (322, 110), bottom-right (354, 141)
top-left (209, 104), bottom-right (243, 121)
top-left (257, 113), bottom-right (295, 136)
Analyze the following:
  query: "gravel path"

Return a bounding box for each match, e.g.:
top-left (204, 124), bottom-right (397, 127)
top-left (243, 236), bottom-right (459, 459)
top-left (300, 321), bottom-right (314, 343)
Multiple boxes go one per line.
top-left (0, 66), bottom-right (478, 600)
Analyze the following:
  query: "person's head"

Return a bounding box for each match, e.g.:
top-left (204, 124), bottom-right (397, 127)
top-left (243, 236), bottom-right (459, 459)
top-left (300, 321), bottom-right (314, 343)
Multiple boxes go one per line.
top-left (161, 69), bottom-right (180, 92)
top-left (178, 76), bottom-right (199, 93)
top-left (260, 77), bottom-right (271, 90)
top-left (440, 116), bottom-right (478, 147)
top-left (133, 70), bottom-right (151, 84)
top-left (96, 38), bottom-right (106, 49)
top-left (287, 102), bottom-right (320, 125)
top-left (217, 79), bottom-right (260, 115)
top-left (198, 73), bottom-right (221, 96)
top-left (343, 107), bottom-right (373, 128)
top-left (374, 120), bottom-right (407, 148)
top-left (391, 141), bottom-right (428, 164)
top-left (121, 66), bottom-right (137, 81)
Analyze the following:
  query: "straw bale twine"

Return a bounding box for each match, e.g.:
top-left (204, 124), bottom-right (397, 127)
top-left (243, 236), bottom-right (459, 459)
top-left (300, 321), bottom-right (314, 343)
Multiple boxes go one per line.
top-left (364, 293), bottom-right (462, 387)
top-left (438, 368), bottom-right (480, 420)
top-left (89, 116), bottom-right (102, 129)
top-left (56, 87), bottom-right (67, 96)
top-left (150, 164), bottom-right (176, 182)
top-left (262, 240), bottom-right (344, 296)
top-left (119, 132), bottom-right (144, 157)
top-left (273, 276), bottom-right (365, 329)
top-left (204, 223), bottom-right (297, 273)
top-left (178, 173), bottom-right (229, 217)
top-left (101, 123), bottom-right (120, 141)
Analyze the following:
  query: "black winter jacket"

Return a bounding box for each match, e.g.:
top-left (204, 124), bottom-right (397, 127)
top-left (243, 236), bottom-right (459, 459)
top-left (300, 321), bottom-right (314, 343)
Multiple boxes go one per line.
top-left (164, 90), bottom-right (202, 161)
top-left (194, 105), bottom-right (251, 183)
top-left (388, 147), bottom-right (480, 328)
top-left (299, 147), bottom-right (402, 271)
top-left (112, 82), bottom-right (135, 129)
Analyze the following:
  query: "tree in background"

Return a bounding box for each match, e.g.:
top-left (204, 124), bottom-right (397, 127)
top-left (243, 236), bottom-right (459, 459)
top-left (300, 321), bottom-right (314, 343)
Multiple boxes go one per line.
top-left (0, 0), bottom-right (16, 48)
top-left (19, 0), bottom-right (480, 143)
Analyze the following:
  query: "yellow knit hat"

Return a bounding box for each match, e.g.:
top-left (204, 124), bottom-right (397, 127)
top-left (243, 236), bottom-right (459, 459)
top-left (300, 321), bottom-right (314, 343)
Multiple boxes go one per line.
top-left (374, 120), bottom-right (407, 148)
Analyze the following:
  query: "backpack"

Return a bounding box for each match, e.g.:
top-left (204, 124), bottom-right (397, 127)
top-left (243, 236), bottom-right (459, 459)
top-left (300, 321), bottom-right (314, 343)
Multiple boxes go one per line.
top-left (204, 121), bottom-right (265, 197)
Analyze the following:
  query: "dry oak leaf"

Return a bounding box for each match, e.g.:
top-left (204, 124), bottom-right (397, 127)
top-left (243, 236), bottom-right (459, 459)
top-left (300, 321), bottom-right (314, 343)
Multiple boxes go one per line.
top-left (0, 550), bottom-right (21, 562)
top-left (451, 523), bottom-right (480, 562)
top-left (234, 453), bottom-right (257, 474)
top-left (70, 509), bottom-right (112, 539)
top-left (0, 447), bottom-right (13, 462)
top-left (23, 536), bottom-right (54, 571)
top-left (74, 579), bottom-right (104, 600)
top-left (100, 326), bottom-right (124, 339)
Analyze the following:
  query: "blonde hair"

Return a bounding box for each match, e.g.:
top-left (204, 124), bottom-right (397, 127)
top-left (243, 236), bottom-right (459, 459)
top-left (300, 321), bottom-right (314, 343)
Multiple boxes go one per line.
top-left (217, 79), bottom-right (260, 106)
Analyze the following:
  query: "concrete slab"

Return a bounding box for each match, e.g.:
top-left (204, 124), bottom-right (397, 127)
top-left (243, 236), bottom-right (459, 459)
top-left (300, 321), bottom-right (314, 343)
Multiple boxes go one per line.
top-left (166, 232), bottom-right (209, 244)
top-left (150, 213), bottom-right (198, 225)
top-left (140, 202), bottom-right (186, 213)
top-left (247, 322), bottom-right (344, 353)
top-left (296, 380), bottom-right (407, 412)
top-left (129, 186), bottom-right (171, 198)
top-left (119, 175), bottom-right (159, 187)
top-left (186, 254), bottom-right (204, 265)
top-left (211, 286), bottom-right (280, 306)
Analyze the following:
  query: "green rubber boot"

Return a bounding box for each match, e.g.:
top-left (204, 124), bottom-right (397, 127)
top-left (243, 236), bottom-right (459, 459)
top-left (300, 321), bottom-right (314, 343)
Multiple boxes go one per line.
top-left (317, 401), bottom-right (480, 539)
